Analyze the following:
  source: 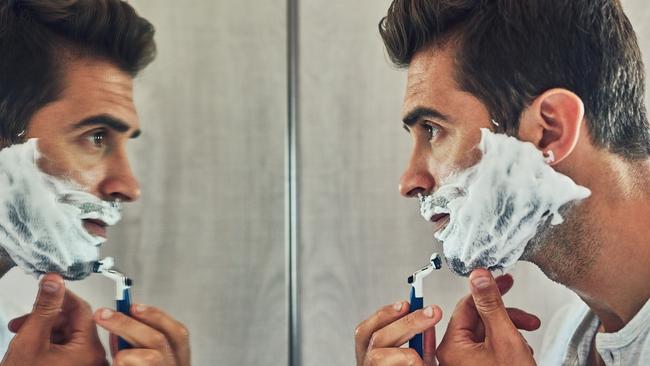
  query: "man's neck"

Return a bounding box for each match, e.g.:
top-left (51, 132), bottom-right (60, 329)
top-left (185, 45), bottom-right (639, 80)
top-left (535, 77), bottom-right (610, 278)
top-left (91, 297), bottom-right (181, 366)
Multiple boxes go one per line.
top-left (552, 158), bottom-right (650, 332)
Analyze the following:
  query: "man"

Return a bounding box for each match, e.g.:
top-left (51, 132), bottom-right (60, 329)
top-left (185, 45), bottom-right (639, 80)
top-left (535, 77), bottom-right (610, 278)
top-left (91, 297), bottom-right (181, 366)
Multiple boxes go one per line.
top-left (0, 1), bottom-right (190, 365)
top-left (355, 0), bottom-right (650, 365)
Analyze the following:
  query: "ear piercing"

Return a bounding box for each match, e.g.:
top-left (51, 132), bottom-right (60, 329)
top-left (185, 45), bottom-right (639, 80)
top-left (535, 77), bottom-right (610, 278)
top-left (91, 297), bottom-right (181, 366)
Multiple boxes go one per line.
top-left (491, 119), bottom-right (500, 127)
top-left (543, 150), bottom-right (555, 164)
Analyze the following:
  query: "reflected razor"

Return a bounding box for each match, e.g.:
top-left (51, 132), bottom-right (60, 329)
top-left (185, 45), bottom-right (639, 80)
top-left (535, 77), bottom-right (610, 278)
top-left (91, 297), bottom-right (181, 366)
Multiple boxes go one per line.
top-left (407, 253), bottom-right (442, 358)
top-left (93, 257), bottom-right (133, 350)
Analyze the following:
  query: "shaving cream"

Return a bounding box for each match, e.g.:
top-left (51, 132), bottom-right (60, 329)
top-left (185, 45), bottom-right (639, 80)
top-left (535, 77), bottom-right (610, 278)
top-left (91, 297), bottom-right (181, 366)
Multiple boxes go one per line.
top-left (419, 129), bottom-right (591, 276)
top-left (0, 140), bottom-right (122, 280)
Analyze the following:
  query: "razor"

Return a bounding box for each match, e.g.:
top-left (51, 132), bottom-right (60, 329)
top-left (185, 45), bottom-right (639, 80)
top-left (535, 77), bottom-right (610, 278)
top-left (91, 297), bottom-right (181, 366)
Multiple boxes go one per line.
top-left (93, 257), bottom-right (133, 350)
top-left (407, 253), bottom-right (442, 358)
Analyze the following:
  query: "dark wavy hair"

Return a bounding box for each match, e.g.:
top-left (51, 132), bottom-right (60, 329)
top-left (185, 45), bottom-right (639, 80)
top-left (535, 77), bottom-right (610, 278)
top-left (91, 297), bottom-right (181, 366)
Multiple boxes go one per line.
top-left (0, 0), bottom-right (157, 146)
top-left (380, 0), bottom-right (650, 159)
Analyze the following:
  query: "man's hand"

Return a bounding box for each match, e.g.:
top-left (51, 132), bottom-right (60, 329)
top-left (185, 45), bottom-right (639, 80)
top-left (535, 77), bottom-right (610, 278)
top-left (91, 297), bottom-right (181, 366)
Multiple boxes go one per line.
top-left (2, 273), bottom-right (107, 366)
top-left (94, 304), bottom-right (190, 366)
top-left (355, 299), bottom-right (443, 366)
top-left (437, 269), bottom-right (540, 366)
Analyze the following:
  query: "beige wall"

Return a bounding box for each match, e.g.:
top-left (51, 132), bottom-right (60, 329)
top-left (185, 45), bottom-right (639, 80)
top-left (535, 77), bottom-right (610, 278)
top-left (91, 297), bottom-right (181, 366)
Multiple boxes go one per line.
top-left (0, 1), bottom-right (288, 365)
top-left (296, 0), bottom-right (650, 365)
top-left (0, 1), bottom-right (649, 365)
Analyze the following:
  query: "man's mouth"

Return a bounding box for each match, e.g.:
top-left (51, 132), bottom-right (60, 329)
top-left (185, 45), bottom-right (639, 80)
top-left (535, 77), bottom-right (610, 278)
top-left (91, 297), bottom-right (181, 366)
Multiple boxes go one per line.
top-left (430, 213), bottom-right (450, 233)
top-left (82, 219), bottom-right (108, 238)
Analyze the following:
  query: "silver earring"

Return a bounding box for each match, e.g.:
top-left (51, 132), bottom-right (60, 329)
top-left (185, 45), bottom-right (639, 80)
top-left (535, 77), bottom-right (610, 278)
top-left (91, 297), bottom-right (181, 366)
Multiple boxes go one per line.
top-left (543, 150), bottom-right (555, 164)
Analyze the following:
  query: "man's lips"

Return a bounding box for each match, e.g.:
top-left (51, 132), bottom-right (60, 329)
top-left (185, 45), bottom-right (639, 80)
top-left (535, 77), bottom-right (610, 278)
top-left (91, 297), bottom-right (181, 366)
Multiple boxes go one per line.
top-left (82, 219), bottom-right (107, 238)
top-left (430, 213), bottom-right (450, 233)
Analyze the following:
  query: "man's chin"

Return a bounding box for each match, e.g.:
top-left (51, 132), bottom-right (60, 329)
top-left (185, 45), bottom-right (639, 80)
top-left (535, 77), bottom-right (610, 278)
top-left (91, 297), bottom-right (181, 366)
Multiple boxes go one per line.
top-left (443, 252), bottom-right (513, 277)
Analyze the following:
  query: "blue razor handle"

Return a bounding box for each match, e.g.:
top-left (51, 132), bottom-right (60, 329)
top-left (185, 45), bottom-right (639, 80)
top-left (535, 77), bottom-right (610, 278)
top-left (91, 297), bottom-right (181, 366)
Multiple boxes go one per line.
top-left (116, 287), bottom-right (132, 350)
top-left (408, 286), bottom-right (424, 357)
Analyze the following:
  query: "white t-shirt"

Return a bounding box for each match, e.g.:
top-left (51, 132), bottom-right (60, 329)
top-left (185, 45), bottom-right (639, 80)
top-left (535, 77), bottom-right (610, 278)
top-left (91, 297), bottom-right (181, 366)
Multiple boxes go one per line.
top-left (539, 297), bottom-right (650, 366)
top-left (0, 298), bottom-right (20, 358)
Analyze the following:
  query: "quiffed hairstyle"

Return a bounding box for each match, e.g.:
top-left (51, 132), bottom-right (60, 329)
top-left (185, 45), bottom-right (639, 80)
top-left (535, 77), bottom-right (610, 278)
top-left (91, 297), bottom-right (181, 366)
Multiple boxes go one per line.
top-left (0, 0), bottom-right (156, 146)
top-left (380, 0), bottom-right (650, 159)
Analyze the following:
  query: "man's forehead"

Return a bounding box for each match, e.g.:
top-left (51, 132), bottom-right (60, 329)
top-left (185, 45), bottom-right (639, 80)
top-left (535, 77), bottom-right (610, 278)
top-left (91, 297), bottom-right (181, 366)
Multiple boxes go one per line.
top-left (402, 49), bottom-right (458, 117)
top-left (58, 59), bottom-right (140, 132)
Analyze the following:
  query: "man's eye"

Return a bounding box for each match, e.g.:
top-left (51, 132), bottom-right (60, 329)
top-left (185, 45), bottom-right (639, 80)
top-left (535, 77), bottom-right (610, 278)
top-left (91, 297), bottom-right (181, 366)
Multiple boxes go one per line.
top-left (422, 123), bottom-right (441, 141)
top-left (88, 130), bottom-right (106, 147)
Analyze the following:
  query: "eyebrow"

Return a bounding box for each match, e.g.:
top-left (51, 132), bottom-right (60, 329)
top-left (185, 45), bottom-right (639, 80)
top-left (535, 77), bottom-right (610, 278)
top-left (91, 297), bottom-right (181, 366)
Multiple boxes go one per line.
top-left (71, 114), bottom-right (141, 139)
top-left (402, 107), bottom-right (450, 128)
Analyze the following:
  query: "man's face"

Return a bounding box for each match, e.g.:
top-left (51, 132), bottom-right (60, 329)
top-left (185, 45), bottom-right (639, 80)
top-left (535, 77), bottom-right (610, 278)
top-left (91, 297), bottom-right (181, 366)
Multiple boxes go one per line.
top-left (25, 58), bottom-right (141, 239)
top-left (399, 44), bottom-right (594, 277)
top-left (399, 44), bottom-right (490, 200)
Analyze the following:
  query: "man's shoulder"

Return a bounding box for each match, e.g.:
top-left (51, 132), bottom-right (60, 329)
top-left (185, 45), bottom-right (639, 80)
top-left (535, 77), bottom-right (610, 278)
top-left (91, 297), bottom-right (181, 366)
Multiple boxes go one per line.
top-left (537, 297), bottom-right (591, 366)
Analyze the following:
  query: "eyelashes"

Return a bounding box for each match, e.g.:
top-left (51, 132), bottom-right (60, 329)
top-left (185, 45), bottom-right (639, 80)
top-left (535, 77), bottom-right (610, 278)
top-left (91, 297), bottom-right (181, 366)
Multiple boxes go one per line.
top-left (421, 122), bottom-right (441, 141)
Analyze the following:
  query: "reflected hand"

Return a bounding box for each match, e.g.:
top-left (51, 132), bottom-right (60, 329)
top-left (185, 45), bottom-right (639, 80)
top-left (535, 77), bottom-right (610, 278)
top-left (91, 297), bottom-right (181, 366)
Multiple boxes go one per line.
top-left (437, 270), bottom-right (540, 366)
top-left (354, 300), bottom-right (443, 366)
top-left (2, 273), bottom-right (107, 366)
top-left (94, 304), bottom-right (191, 366)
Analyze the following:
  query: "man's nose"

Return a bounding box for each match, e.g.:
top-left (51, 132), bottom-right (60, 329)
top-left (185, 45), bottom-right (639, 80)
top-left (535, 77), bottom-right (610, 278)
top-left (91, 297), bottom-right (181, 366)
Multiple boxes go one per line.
top-left (399, 152), bottom-right (435, 198)
top-left (99, 150), bottom-right (141, 202)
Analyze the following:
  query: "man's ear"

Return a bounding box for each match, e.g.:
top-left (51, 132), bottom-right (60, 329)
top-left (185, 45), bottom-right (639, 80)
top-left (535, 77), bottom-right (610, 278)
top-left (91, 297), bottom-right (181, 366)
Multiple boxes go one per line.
top-left (518, 88), bottom-right (584, 165)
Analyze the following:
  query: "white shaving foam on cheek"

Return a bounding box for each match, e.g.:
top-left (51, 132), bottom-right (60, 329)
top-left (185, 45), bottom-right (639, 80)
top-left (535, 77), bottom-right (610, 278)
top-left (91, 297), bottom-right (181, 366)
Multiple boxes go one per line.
top-left (419, 128), bottom-right (591, 276)
top-left (0, 140), bottom-right (122, 280)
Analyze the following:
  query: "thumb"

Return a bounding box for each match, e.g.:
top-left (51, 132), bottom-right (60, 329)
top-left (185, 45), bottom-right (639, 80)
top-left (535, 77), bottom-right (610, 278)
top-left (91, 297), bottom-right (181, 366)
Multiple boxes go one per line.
top-left (21, 273), bottom-right (65, 338)
top-left (469, 269), bottom-right (517, 338)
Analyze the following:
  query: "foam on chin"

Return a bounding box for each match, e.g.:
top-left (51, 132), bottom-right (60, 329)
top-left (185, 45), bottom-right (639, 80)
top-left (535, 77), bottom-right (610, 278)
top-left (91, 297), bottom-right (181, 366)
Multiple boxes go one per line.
top-left (0, 140), bottom-right (122, 280)
top-left (420, 128), bottom-right (591, 276)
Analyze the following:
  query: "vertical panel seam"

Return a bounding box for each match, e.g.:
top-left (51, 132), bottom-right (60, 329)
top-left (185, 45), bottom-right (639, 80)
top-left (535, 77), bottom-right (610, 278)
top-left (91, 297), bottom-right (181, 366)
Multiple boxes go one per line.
top-left (286, 0), bottom-right (300, 365)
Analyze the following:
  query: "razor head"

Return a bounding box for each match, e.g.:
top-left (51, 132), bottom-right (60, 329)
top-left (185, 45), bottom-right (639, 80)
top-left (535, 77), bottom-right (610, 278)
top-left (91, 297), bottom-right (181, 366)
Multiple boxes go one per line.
top-left (92, 257), bottom-right (115, 274)
top-left (408, 252), bottom-right (443, 284)
top-left (430, 253), bottom-right (442, 270)
top-left (407, 274), bottom-right (415, 284)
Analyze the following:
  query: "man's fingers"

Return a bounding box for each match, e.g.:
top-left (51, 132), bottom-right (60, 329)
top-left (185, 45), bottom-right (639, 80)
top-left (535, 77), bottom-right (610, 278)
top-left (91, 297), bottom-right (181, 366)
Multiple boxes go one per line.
top-left (422, 327), bottom-right (437, 366)
top-left (364, 347), bottom-right (424, 366)
top-left (506, 307), bottom-right (541, 331)
top-left (94, 308), bottom-right (175, 363)
top-left (20, 273), bottom-right (65, 339)
top-left (61, 289), bottom-right (98, 336)
top-left (495, 273), bottom-right (514, 296)
top-left (368, 305), bottom-right (442, 350)
top-left (112, 348), bottom-right (165, 366)
top-left (129, 304), bottom-right (190, 363)
top-left (355, 301), bottom-right (410, 364)
top-left (469, 269), bottom-right (517, 337)
top-left (8, 314), bottom-right (29, 333)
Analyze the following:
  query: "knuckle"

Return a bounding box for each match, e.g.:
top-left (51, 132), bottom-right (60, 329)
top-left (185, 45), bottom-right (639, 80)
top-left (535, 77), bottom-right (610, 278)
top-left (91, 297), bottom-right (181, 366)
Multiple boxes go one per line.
top-left (402, 349), bottom-right (420, 365)
top-left (144, 351), bottom-right (165, 365)
top-left (475, 296), bottom-right (503, 313)
top-left (354, 322), bottom-right (369, 343)
top-left (150, 331), bottom-right (169, 349)
top-left (365, 348), bottom-right (382, 365)
top-left (176, 323), bottom-right (190, 341)
top-left (354, 323), bottom-right (363, 338)
top-left (372, 308), bottom-right (388, 325)
top-left (368, 331), bottom-right (382, 349)
top-left (34, 301), bottom-right (61, 316)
